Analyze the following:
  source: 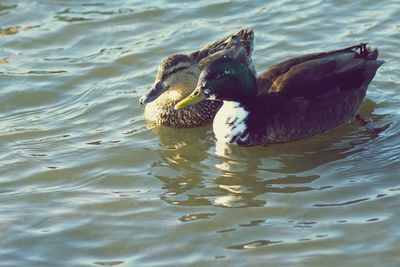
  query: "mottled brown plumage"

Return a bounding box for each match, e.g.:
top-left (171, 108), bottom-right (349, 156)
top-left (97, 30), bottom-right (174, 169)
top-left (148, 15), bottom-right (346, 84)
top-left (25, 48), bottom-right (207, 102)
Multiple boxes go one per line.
top-left (144, 97), bottom-right (221, 127)
top-left (140, 28), bottom-right (254, 127)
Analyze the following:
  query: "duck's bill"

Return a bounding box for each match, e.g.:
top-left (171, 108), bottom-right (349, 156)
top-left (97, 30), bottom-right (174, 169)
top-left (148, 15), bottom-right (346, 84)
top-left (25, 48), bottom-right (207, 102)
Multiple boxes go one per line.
top-left (139, 81), bottom-right (165, 105)
top-left (174, 87), bottom-right (207, 110)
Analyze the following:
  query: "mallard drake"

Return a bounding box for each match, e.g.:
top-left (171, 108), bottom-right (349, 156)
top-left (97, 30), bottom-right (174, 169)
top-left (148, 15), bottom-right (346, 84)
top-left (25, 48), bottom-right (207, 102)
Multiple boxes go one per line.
top-left (139, 28), bottom-right (254, 127)
top-left (175, 43), bottom-right (384, 146)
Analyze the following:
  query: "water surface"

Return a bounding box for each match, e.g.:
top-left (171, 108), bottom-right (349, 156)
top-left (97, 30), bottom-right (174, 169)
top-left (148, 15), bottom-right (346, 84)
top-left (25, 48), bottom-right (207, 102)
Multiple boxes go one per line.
top-left (1, 0), bottom-right (400, 266)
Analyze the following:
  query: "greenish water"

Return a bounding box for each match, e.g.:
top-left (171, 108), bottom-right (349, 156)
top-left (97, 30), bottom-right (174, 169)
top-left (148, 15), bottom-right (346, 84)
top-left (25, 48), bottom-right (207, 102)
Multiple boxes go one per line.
top-left (1, 0), bottom-right (400, 266)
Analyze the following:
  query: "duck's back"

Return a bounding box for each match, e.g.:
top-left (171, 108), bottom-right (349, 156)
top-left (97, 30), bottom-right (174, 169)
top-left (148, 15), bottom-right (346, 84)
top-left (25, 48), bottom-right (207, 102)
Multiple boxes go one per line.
top-left (242, 44), bottom-right (384, 145)
top-left (257, 44), bottom-right (383, 98)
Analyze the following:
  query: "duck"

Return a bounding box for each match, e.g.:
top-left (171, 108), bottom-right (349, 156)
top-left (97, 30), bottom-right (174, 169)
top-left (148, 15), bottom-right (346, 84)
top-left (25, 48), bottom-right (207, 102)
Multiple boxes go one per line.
top-left (139, 28), bottom-right (255, 128)
top-left (174, 43), bottom-right (384, 146)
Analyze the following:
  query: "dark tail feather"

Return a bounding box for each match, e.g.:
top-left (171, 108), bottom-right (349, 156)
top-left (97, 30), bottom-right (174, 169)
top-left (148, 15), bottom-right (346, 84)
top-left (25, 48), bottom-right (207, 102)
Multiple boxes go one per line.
top-left (367, 47), bottom-right (379, 60)
top-left (342, 43), bottom-right (381, 60)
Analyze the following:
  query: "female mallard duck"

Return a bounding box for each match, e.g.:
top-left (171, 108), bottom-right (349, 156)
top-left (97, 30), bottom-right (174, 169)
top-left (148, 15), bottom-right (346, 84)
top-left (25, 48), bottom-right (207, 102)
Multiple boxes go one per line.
top-left (139, 28), bottom-right (254, 127)
top-left (175, 43), bottom-right (384, 146)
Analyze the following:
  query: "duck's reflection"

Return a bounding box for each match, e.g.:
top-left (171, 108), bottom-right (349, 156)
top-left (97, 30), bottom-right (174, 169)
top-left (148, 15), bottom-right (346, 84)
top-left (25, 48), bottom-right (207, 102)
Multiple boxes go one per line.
top-left (149, 99), bottom-right (388, 208)
top-left (148, 125), bottom-right (216, 205)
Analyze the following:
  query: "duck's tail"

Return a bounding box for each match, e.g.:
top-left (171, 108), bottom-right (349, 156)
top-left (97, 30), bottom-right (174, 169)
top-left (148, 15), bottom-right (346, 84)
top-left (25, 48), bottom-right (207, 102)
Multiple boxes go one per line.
top-left (356, 44), bottom-right (385, 89)
top-left (367, 46), bottom-right (379, 60)
top-left (366, 45), bottom-right (385, 69)
top-left (343, 43), bottom-right (383, 63)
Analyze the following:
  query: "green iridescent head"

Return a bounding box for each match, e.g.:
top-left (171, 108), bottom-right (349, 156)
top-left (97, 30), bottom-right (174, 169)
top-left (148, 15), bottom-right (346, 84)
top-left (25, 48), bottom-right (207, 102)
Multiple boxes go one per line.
top-left (175, 57), bottom-right (257, 110)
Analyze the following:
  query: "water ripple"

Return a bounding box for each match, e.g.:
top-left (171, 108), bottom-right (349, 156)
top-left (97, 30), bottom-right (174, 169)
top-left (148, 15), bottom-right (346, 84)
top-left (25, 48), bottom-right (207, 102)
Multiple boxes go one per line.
top-left (1, 0), bottom-right (400, 266)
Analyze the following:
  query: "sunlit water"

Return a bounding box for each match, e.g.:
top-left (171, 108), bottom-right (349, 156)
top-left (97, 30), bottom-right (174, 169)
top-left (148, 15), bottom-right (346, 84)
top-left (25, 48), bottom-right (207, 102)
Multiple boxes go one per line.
top-left (1, 0), bottom-right (400, 266)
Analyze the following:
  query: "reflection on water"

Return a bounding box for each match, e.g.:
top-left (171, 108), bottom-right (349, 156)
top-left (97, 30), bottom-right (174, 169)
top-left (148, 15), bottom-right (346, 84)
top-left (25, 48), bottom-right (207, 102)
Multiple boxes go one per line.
top-left (152, 98), bottom-right (390, 210)
top-left (228, 239), bottom-right (283, 250)
top-left (1, 0), bottom-right (400, 266)
top-left (150, 125), bottom-right (215, 150)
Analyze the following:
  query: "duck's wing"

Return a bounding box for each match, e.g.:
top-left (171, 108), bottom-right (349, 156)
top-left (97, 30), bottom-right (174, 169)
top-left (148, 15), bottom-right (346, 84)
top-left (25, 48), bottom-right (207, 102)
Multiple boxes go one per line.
top-left (188, 28), bottom-right (254, 62)
top-left (198, 45), bottom-right (256, 76)
top-left (196, 29), bottom-right (256, 76)
top-left (257, 44), bottom-right (383, 99)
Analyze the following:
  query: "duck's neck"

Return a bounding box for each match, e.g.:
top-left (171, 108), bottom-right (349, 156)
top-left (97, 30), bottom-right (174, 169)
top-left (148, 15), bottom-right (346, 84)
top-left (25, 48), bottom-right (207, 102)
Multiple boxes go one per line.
top-left (167, 89), bottom-right (187, 102)
top-left (214, 100), bottom-right (251, 145)
top-left (167, 81), bottom-right (198, 103)
top-left (220, 72), bottom-right (258, 103)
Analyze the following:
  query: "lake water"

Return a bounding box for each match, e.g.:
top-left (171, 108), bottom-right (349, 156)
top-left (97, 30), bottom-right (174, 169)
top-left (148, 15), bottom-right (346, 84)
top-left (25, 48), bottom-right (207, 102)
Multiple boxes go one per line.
top-left (1, 0), bottom-right (400, 266)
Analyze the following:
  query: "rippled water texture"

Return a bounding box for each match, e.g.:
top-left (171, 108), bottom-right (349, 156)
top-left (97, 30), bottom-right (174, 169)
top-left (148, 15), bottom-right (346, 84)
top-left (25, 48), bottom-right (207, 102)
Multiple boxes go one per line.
top-left (1, 0), bottom-right (400, 266)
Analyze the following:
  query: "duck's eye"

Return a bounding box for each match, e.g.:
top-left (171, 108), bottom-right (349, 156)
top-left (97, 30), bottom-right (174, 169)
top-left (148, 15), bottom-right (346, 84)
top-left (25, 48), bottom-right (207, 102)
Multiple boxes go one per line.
top-left (208, 72), bottom-right (224, 80)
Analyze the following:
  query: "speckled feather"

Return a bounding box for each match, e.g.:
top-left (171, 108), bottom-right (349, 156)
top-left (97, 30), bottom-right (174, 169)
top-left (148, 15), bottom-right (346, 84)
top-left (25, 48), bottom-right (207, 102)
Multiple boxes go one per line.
top-left (145, 99), bottom-right (222, 128)
top-left (143, 28), bottom-right (254, 127)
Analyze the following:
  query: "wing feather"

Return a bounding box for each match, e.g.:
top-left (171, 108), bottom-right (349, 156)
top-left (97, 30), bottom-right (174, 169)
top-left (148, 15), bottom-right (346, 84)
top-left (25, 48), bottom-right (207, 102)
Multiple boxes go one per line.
top-left (256, 45), bottom-right (381, 99)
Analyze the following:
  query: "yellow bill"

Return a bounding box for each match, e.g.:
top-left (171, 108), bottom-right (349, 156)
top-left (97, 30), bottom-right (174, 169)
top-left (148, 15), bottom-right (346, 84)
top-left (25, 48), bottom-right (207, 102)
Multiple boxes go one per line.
top-left (174, 87), bottom-right (207, 110)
